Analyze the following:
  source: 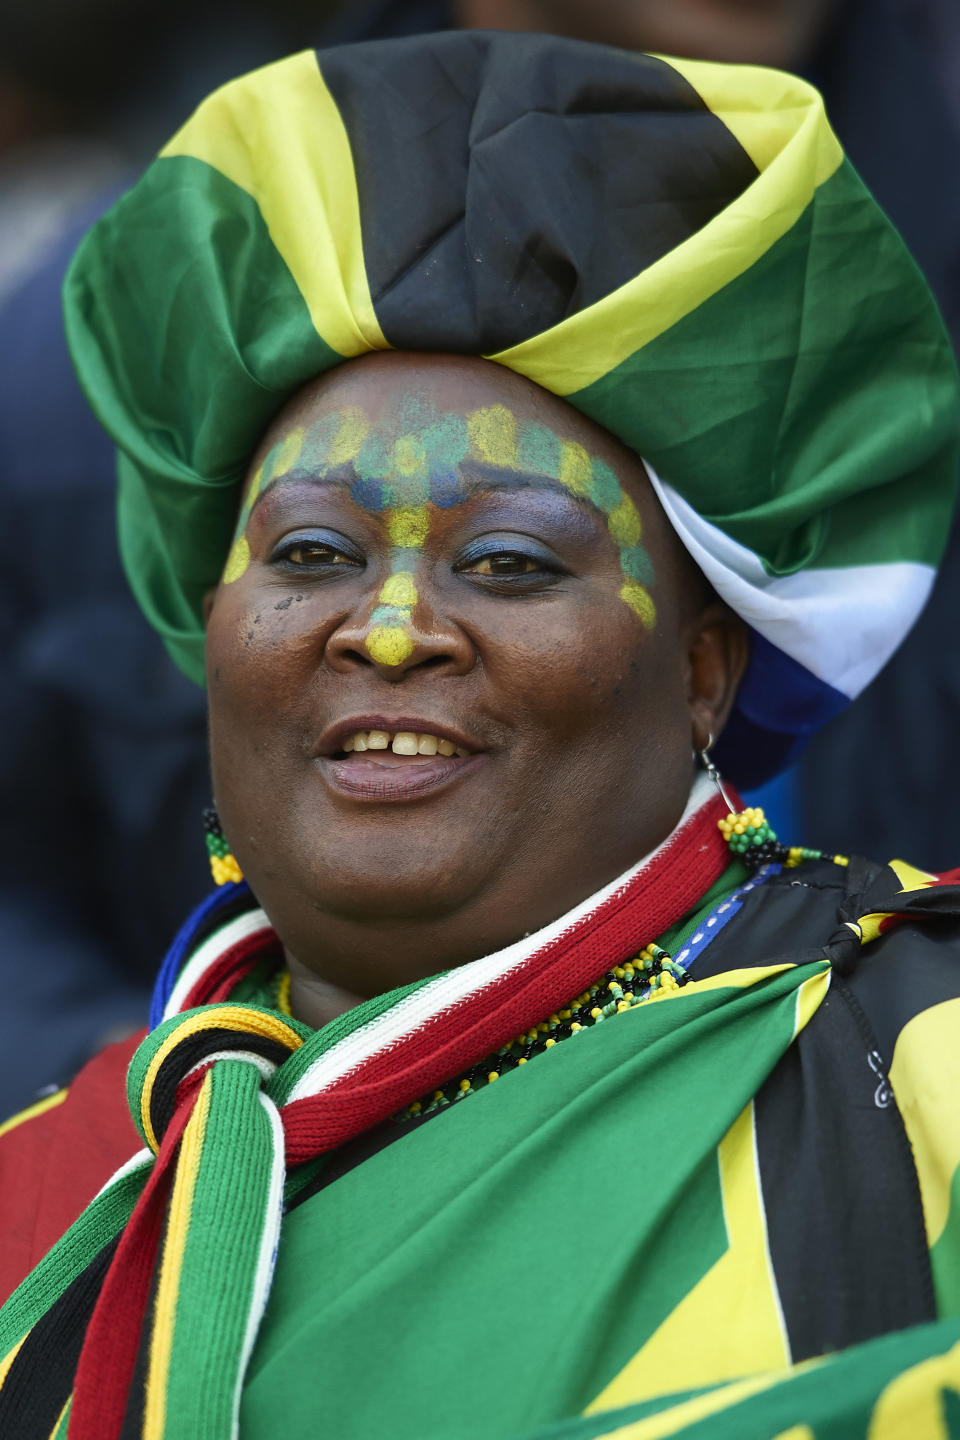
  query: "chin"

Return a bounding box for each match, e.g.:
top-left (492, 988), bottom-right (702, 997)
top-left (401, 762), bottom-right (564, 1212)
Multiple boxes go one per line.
top-left (297, 850), bottom-right (483, 925)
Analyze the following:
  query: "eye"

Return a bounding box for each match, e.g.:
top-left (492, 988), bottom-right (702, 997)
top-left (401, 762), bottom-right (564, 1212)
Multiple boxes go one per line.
top-left (463, 553), bottom-right (542, 576)
top-left (454, 539), bottom-right (563, 592)
top-left (271, 531), bottom-right (363, 570)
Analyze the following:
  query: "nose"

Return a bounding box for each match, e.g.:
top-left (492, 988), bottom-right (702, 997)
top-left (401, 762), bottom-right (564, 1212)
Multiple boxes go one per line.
top-left (325, 570), bottom-right (475, 680)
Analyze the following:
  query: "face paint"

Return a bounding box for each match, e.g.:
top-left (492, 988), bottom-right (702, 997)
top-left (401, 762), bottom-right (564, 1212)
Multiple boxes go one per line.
top-left (223, 399), bottom-right (657, 653)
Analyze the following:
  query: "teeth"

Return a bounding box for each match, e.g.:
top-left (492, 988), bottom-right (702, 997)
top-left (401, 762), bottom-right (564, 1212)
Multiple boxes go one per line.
top-left (339, 729), bottom-right (470, 757)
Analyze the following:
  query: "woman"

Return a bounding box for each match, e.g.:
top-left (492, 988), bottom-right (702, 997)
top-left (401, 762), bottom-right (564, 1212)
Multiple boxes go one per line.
top-left (2, 30), bottom-right (959, 1440)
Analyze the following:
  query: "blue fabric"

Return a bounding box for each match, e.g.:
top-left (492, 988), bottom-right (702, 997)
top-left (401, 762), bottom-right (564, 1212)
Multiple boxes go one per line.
top-left (714, 632), bottom-right (849, 790)
top-left (148, 882), bottom-right (251, 1028)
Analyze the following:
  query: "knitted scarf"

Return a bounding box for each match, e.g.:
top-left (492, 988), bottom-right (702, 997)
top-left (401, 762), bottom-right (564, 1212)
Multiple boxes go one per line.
top-left (0, 789), bottom-right (731, 1438)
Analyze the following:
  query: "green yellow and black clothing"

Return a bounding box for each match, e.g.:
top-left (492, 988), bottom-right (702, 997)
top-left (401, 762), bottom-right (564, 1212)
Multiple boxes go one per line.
top-left (3, 29), bottom-right (960, 1440)
top-left (2, 783), bottom-right (960, 1436)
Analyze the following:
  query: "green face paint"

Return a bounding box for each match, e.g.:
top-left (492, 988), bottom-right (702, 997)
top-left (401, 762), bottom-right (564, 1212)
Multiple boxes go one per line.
top-left (223, 398), bottom-right (657, 656)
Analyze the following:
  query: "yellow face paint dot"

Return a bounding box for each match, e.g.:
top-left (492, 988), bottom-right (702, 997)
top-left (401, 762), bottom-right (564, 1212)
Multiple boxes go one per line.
top-left (327, 407), bottom-right (370, 467)
top-left (607, 495), bottom-right (644, 548)
top-left (274, 426), bottom-right (305, 478)
top-left (366, 626), bottom-right (416, 666)
top-left (222, 535), bottom-right (251, 584)
top-left (245, 461), bottom-right (266, 509)
top-left (378, 571), bottom-right (418, 608)
top-left (467, 404), bottom-right (518, 469)
top-left (620, 581), bottom-right (657, 630)
top-left (387, 507), bottom-right (430, 548)
top-left (392, 433), bottom-right (427, 477)
top-left (557, 440), bottom-right (592, 498)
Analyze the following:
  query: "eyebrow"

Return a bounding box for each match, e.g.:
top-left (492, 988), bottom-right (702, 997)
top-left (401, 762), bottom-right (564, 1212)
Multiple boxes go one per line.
top-left (245, 460), bottom-right (605, 522)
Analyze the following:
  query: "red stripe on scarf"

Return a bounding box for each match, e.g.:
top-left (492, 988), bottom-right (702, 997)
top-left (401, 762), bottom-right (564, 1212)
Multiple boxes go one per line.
top-left (180, 929), bottom-right (279, 1010)
top-left (281, 792), bottom-right (733, 1161)
top-left (69, 1079), bottom-right (201, 1440)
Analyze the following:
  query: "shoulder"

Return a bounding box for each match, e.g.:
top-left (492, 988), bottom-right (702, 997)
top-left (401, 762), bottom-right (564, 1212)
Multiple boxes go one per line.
top-left (0, 1029), bottom-right (144, 1306)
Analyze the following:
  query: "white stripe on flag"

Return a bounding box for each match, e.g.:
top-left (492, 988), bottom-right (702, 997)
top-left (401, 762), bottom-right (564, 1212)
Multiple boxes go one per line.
top-left (284, 773), bottom-right (715, 1103)
top-left (164, 909), bottom-right (273, 1020)
top-left (648, 470), bottom-right (934, 699)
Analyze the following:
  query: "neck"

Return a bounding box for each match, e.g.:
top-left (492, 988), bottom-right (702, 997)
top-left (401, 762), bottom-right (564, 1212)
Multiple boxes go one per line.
top-left (286, 772), bottom-right (717, 1029)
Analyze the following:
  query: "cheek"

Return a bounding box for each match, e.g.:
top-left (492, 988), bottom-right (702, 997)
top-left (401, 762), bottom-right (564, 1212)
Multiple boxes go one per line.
top-left (481, 596), bottom-right (680, 744)
top-left (205, 582), bottom-right (327, 729)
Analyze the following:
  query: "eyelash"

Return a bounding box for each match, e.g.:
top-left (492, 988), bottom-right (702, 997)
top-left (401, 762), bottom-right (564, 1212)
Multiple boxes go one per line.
top-left (457, 550), bottom-right (558, 580)
top-left (454, 538), bottom-right (563, 585)
top-left (272, 535), bottom-right (363, 569)
top-left (270, 534), bottom-right (563, 589)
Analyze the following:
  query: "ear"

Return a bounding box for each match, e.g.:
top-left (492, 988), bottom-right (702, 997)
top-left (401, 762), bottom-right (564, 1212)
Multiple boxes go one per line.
top-left (683, 602), bottom-right (750, 755)
top-left (202, 587), bottom-right (218, 628)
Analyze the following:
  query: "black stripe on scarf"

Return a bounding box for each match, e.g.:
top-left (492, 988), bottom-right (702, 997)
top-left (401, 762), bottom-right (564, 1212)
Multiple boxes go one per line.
top-left (0, 1236), bottom-right (119, 1438)
top-left (148, 1028), bottom-right (292, 1147)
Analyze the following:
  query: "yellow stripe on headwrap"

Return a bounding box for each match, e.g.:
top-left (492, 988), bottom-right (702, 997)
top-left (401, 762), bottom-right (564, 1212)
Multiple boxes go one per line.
top-left (491, 61), bottom-right (842, 397)
top-left (161, 50), bottom-right (387, 358)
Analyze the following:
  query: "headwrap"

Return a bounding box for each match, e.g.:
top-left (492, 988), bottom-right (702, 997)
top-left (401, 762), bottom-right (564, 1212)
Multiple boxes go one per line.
top-left (62, 32), bottom-right (959, 784)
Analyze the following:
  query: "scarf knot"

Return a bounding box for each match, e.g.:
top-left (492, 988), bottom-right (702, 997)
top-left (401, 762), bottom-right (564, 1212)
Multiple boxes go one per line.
top-left (126, 1004), bottom-right (308, 1155)
top-left (0, 790), bottom-right (733, 1438)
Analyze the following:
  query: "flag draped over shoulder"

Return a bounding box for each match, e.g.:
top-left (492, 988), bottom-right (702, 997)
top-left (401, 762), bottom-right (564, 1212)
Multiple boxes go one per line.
top-left (63, 32), bottom-right (959, 785)
top-left (4, 823), bottom-right (960, 1437)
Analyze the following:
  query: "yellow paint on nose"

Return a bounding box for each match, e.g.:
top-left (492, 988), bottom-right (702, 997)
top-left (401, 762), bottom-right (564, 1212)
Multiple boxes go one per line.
top-left (367, 626), bottom-right (416, 666)
top-left (620, 580), bottom-right (657, 629)
top-left (387, 507), bottom-right (430, 548)
top-left (379, 571), bottom-right (419, 607)
top-left (222, 534), bottom-right (251, 584)
top-left (467, 404), bottom-right (518, 468)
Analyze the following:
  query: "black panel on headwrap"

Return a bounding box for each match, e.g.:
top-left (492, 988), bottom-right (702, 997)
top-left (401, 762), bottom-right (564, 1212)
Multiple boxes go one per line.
top-left (320, 32), bottom-right (759, 353)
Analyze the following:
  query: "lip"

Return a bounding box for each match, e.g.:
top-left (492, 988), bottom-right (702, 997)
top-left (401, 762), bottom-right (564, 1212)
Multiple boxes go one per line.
top-left (314, 715), bottom-right (483, 758)
top-left (317, 750), bottom-right (485, 803)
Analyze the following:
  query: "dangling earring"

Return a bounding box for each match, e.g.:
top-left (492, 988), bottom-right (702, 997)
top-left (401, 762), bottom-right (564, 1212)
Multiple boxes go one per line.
top-left (698, 736), bottom-right (846, 873)
top-left (699, 734), bottom-right (782, 870)
top-left (202, 805), bottom-right (243, 886)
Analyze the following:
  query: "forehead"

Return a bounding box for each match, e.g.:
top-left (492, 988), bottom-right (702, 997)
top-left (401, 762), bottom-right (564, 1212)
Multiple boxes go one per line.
top-left (242, 353), bottom-right (651, 503)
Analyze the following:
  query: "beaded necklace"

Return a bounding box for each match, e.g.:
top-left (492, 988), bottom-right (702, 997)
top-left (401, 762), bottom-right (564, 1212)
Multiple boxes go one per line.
top-left (399, 942), bottom-right (687, 1122)
top-left (393, 805), bottom-right (848, 1123)
top-left (261, 800), bottom-right (849, 1126)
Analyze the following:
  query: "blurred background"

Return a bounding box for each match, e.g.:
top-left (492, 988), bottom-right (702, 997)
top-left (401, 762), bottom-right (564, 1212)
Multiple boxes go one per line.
top-left (2, 0), bottom-right (958, 1114)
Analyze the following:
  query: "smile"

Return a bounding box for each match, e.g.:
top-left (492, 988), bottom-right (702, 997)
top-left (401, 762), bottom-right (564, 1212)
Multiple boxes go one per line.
top-left (342, 729), bottom-right (470, 757)
top-left (317, 721), bottom-right (483, 802)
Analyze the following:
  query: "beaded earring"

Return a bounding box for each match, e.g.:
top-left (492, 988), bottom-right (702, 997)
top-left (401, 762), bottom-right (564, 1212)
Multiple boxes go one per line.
top-left (202, 805), bottom-right (243, 886)
top-left (699, 738), bottom-right (831, 872)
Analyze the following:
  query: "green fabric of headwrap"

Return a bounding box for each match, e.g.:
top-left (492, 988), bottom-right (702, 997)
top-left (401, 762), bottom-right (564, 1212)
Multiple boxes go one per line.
top-left (62, 32), bottom-right (960, 784)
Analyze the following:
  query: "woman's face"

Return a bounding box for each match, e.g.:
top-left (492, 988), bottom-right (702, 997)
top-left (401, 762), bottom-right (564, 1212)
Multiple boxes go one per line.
top-left (205, 354), bottom-right (745, 995)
